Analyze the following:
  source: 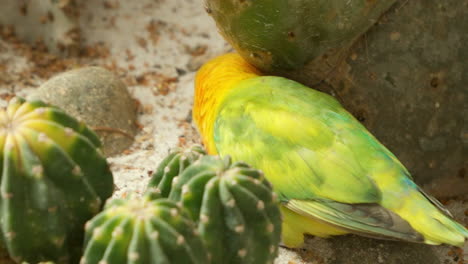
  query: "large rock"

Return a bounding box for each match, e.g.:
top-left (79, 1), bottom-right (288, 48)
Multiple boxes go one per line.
top-left (30, 66), bottom-right (138, 157)
top-left (314, 0), bottom-right (467, 197)
top-left (0, 0), bottom-right (80, 55)
top-left (205, 0), bottom-right (396, 74)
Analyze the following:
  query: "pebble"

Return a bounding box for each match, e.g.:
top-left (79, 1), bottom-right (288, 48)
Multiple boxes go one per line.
top-left (30, 66), bottom-right (138, 157)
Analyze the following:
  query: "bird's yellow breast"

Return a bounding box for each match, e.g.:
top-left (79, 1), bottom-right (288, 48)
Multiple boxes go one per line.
top-left (193, 53), bottom-right (260, 153)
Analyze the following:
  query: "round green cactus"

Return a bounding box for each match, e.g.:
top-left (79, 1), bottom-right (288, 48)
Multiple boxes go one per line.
top-left (148, 155), bottom-right (282, 264)
top-left (205, 0), bottom-right (396, 73)
top-left (81, 195), bottom-right (209, 264)
top-left (146, 145), bottom-right (206, 198)
top-left (0, 97), bottom-right (114, 263)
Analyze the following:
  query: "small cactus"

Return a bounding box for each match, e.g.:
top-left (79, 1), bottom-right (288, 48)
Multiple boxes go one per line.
top-left (81, 194), bottom-right (209, 264)
top-left (148, 154), bottom-right (282, 264)
top-left (146, 145), bottom-right (206, 198)
top-left (0, 97), bottom-right (114, 263)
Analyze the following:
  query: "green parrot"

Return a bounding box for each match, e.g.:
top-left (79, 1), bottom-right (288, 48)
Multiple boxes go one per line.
top-left (192, 53), bottom-right (468, 248)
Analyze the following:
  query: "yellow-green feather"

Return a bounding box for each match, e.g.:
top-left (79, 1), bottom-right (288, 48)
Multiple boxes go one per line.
top-left (193, 54), bottom-right (468, 247)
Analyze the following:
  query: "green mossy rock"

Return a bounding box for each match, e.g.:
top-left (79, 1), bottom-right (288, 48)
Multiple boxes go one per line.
top-left (205, 0), bottom-right (396, 72)
top-left (0, 97), bottom-right (114, 263)
top-left (81, 195), bottom-right (209, 264)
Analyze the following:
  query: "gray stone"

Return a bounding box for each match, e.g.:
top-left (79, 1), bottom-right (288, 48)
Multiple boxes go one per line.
top-left (299, 236), bottom-right (442, 264)
top-left (279, 231), bottom-right (463, 264)
top-left (30, 66), bottom-right (138, 157)
top-left (0, 0), bottom-right (80, 55)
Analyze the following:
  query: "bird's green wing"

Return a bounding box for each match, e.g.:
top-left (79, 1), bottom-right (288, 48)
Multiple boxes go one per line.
top-left (214, 76), bottom-right (408, 203)
top-left (213, 76), bottom-right (424, 240)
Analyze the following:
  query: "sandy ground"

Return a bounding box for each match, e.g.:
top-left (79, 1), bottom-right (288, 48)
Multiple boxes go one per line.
top-left (75, 0), bottom-right (231, 199)
top-left (0, 0), bottom-right (466, 263)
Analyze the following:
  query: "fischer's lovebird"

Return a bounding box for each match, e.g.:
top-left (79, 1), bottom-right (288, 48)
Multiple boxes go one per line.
top-left (192, 53), bottom-right (468, 248)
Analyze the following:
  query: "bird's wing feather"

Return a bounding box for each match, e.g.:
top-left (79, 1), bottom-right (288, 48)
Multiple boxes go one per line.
top-left (214, 76), bottom-right (406, 202)
top-left (213, 76), bottom-right (423, 236)
top-left (286, 199), bottom-right (424, 242)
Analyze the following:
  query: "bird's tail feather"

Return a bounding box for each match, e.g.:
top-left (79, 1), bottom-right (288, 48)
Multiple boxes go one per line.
top-left (286, 193), bottom-right (468, 246)
top-left (394, 190), bottom-right (468, 246)
top-left (286, 199), bottom-right (425, 243)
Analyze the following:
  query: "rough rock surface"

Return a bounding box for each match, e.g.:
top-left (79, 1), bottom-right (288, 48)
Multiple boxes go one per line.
top-left (30, 66), bottom-right (138, 157)
top-left (301, 0), bottom-right (467, 197)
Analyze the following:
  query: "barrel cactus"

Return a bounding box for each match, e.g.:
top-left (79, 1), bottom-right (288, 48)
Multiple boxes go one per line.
top-left (205, 0), bottom-right (396, 74)
top-left (81, 194), bottom-right (209, 264)
top-left (146, 145), bottom-right (206, 198)
top-left (147, 155), bottom-right (282, 264)
top-left (0, 97), bottom-right (114, 263)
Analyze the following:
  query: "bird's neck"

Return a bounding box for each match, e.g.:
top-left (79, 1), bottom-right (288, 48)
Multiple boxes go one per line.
top-left (193, 53), bottom-right (260, 153)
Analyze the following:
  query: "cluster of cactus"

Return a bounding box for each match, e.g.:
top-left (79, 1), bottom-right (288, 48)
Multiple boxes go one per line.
top-left (146, 147), bottom-right (282, 264)
top-left (0, 97), bottom-right (114, 263)
top-left (81, 194), bottom-right (209, 264)
top-left (0, 99), bottom-right (281, 264)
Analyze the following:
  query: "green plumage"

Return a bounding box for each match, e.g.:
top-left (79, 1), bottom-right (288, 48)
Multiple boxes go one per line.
top-left (215, 77), bottom-right (390, 201)
top-left (0, 97), bottom-right (114, 263)
top-left (147, 153), bottom-right (282, 264)
top-left (212, 76), bottom-right (468, 246)
top-left (81, 195), bottom-right (209, 264)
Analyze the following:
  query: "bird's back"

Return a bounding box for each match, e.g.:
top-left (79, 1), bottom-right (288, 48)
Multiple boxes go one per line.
top-left (212, 75), bottom-right (468, 246)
